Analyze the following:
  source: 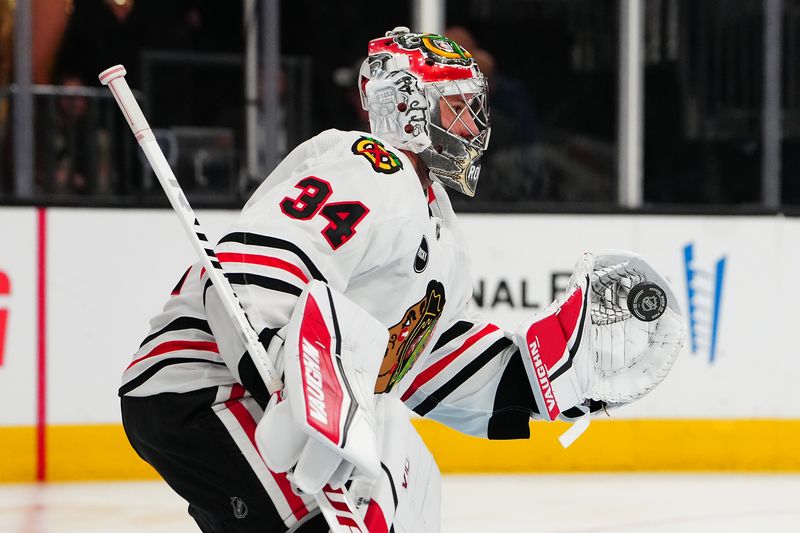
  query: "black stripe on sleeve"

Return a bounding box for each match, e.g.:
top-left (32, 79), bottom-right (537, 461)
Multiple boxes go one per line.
top-left (170, 267), bottom-right (191, 296)
top-left (258, 326), bottom-right (280, 348)
top-left (119, 358), bottom-right (226, 396)
top-left (238, 327), bottom-right (281, 403)
top-left (412, 337), bottom-right (512, 417)
top-left (486, 349), bottom-right (537, 440)
top-left (139, 316), bottom-right (213, 348)
top-left (202, 278), bottom-right (214, 307)
top-left (225, 273), bottom-right (302, 297)
top-left (238, 353), bottom-right (270, 403)
top-left (218, 232), bottom-right (328, 282)
top-left (431, 320), bottom-right (474, 352)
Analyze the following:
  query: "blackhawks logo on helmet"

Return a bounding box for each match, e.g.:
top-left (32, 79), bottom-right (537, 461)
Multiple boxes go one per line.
top-left (394, 33), bottom-right (473, 66)
top-left (352, 136), bottom-right (404, 174)
top-left (376, 280), bottom-right (445, 394)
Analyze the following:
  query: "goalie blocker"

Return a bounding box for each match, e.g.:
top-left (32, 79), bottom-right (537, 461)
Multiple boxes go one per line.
top-left (257, 280), bottom-right (388, 494)
top-left (257, 281), bottom-right (442, 532)
top-left (516, 250), bottom-right (685, 446)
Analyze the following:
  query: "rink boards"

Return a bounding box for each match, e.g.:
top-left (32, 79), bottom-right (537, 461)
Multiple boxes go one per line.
top-left (1, 207), bottom-right (798, 481)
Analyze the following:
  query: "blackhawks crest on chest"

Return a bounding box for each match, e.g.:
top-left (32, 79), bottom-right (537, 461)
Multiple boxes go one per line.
top-left (376, 279), bottom-right (445, 393)
top-left (352, 136), bottom-right (404, 174)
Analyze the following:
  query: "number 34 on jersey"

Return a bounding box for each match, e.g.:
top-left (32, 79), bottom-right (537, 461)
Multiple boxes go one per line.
top-left (279, 176), bottom-right (370, 250)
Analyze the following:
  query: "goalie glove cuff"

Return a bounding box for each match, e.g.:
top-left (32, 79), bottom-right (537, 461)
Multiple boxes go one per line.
top-left (515, 277), bottom-right (591, 422)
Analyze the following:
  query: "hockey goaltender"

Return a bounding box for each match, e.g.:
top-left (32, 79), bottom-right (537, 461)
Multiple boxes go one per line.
top-left (117, 27), bottom-right (685, 533)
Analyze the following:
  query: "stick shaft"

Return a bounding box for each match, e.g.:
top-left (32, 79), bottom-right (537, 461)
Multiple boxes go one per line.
top-left (100, 65), bottom-right (367, 533)
top-left (99, 65), bottom-right (282, 394)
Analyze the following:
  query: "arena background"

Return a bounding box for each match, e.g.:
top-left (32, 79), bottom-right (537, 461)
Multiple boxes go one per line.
top-left (1, 207), bottom-right (798, 482)
top-left (2, 0), bottom-right (799, 499)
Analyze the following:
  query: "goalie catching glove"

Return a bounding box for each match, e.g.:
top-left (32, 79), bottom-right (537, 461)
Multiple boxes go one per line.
top-left (255, 281), bottom-right (389, 494)
top-left (516, 250), bottom-right (685, 445)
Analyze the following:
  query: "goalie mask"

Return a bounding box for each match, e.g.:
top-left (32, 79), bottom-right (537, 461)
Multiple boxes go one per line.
top-left (359, 27), bottom-right (491, 196)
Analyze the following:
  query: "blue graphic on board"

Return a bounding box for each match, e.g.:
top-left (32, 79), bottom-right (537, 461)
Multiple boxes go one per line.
top-left (683, 243), bottom-right (726, 363)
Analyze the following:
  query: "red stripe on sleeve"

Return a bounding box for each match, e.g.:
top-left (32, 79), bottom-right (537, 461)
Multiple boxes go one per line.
top-left (229, 383), bottom-right (246, 401)
top-left (226, 394), bottom-right (310, 521)
top-left (126, 340), bottom-right (219, 369)
top-left (400, 324), bottom-right (499, 402)
top-left (216, 252), bottom-right (310, 284)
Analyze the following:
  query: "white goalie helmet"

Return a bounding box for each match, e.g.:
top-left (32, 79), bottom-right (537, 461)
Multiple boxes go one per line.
top-left (358, 27), bottom-right (491, 196)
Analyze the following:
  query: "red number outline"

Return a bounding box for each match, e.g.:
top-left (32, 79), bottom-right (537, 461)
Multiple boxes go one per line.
top-left (279, 176), bottom-right (333, 220)
top-left (319, 201), bottom-right (371, 250)
top-left (279, 177), bottom-right (370, 251)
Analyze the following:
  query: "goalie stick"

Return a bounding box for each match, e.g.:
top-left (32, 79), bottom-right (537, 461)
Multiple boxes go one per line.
top-left (99, 65), bottom-right (370, 533)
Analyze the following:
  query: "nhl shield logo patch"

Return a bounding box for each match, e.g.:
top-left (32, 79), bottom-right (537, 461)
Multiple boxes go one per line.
top-left (414, 236), bottom-right (429, 273)
top-left (352, 136), bottom-right (404, 174)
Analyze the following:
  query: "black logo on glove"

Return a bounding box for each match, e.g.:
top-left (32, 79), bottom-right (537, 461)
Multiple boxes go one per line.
top-left (627, 282), bottom-right (667, 322)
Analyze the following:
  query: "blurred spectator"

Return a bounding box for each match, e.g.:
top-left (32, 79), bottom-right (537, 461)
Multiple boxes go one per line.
top-left (54, 0), bottom-right (150, 88)
top-left (444, 26), bottom-right (540, 202)
top-left (0, 0), bottom-right (13, 194)
top-left (332, 58), bottom-right (369, 132)
top-left (445, 26), bottom-right (536, 147)
top-left (471, 48), bottom-right (537, 148)
top-left (37, 73), bottom-right (113, 195)
top-left (49, 0), bottom-right (246, 198)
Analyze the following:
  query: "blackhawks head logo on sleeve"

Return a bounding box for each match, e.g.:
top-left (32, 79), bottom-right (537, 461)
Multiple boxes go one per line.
top-left (376, 280), bottom-right (445, 393)
top-left (352, 136), bottom-right (404, 174)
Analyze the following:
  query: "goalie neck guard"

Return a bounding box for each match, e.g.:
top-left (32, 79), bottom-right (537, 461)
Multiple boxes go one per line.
top-left (359, 27), bottom-right (491, 197)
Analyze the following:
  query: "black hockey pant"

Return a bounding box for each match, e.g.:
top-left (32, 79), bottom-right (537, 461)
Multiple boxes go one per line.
top-left (121, 384), bottom-right (328, 532)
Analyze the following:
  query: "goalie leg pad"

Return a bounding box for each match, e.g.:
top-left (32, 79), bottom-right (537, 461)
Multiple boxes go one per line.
top-left (351, 397), bottom-right (441, 533)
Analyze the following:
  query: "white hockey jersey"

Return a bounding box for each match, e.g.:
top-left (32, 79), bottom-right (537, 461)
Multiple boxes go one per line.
top-left (121, 129), bottom-right (538, 440)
